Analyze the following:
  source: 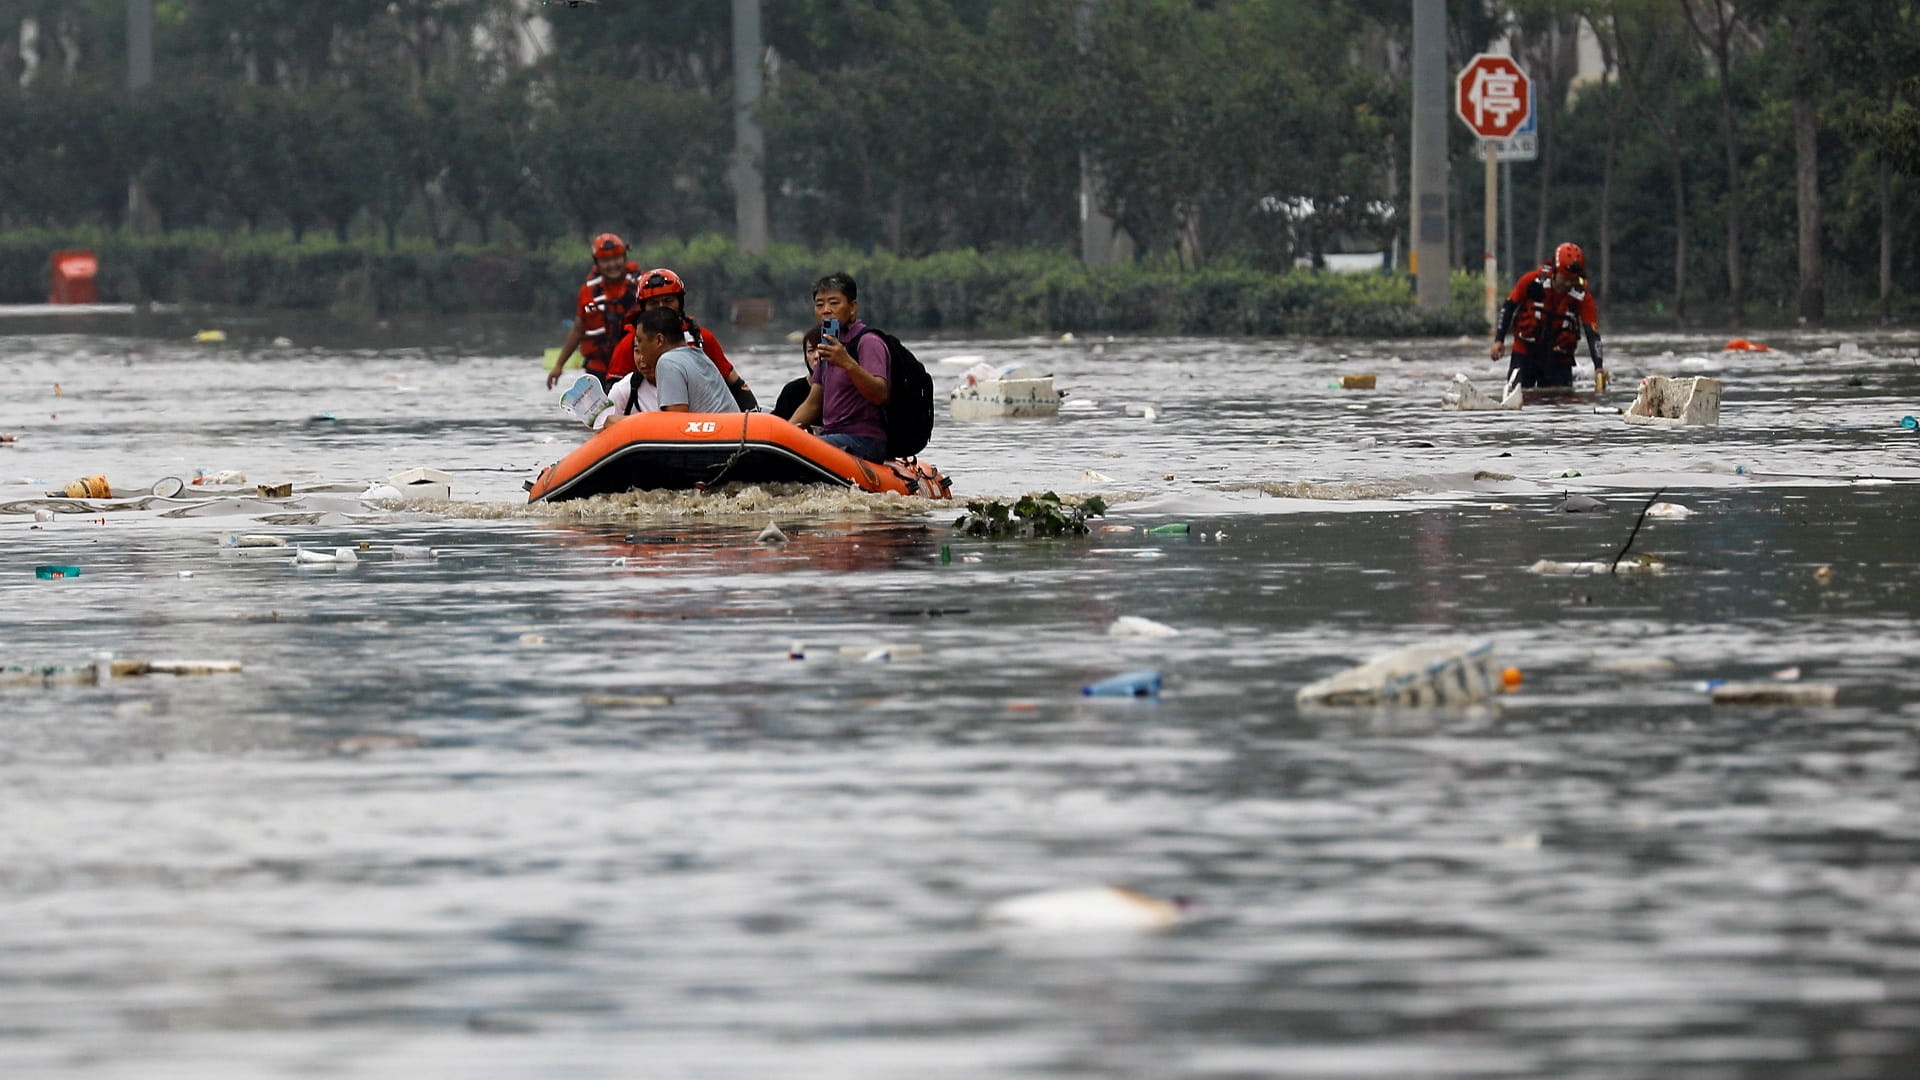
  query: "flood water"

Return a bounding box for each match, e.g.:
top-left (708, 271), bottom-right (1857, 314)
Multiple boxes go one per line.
top-left (3, 311), bottom-right (1919, 1078)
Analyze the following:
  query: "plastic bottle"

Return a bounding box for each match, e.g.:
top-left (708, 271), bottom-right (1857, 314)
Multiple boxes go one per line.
top-left (1082, 669), bottom-right (1162, 698)
top-left (1144, 523), bottom-right (1189, 536)
top-left (1902, 415), bottom-right (1917, 430)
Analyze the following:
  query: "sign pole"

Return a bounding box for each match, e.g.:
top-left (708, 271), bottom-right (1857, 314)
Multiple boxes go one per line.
top-left (1484, 145), bottom-right (1498, 329)
top-left (1502, 159), bottom-right (1514, 277)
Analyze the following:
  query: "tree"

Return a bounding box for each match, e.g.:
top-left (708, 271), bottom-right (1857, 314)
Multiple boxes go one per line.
top-left (1594, 0), bottom-right (1697, 324)
top-left (1677, 0), bottom-right (1754, 320)
top-left (1509, 2), bottom-right (1582, 269)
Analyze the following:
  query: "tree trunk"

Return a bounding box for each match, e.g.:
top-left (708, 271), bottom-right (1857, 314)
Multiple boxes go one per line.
top-left (1716, 74), bottom-right (1743, 321)
top-left (1528, 17), bottom-right (1577, 268)
top-left (1880, 157), bottom-right (1892, 323)
top-left (1793, 94), bottom-right (1823, 322)
top-left (1533, 124), bottom-right (1554, 270)
top-left (1599, 92), bottom-right (1616, 304)
top-left (1665, 130), bottom-right (1687, 326)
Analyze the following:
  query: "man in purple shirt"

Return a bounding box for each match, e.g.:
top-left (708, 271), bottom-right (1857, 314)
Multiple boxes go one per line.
top-left (787, 272), bottom-right (890, 461)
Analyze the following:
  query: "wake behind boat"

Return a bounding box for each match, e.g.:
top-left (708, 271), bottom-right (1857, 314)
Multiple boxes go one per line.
top-left (527, 411), bottom-right (952, 503)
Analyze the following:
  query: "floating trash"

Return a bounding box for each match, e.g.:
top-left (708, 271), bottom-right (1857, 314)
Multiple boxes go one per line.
top-left (756, 522), bottom-right (788, 544)
top-left (295, 547), bottom-right (358, 565)
top-left (34, 565), bottom-right (80, 580)
top-left (58, 474), bottom-right (111, 499)
top-left (983, 886), bottom-right (1188, 931)
top-left (1624, 375), bottom-right (1722, 427)
top-left (1296, 639), bottom-right (1501, 708)
top-left (1528, 558), bottom-right (1666, 575)
top-left (837, 644), bottom-right (924, 661)
top-left (1108, 615), bottom-right (1179, 639)
top-left (1710, 682), bottom-right (1838, 706)
top-left (386, 467), bottom-right (453, 501)
top-left (1442, 372), bottom-right (1521, 411)
top-left (1082, 668), bottom-right (1162, 697)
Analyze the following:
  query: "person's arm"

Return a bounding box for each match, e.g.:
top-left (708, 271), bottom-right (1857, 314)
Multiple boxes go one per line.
top-left (1488, 299), bottom-right (1518, 359)
top-left (822, 334), bottom-right (888, 405)
top-left (547, 321), bottom-right (586, 389)
top-left (788, 383), bottom-right (825, 429)
top-left (1489, 271), bottom-right (1537, 359)
top-left (1581, 294), bottom-right (1606, 389)
top-left (699, 329), bottom-right (738, 381)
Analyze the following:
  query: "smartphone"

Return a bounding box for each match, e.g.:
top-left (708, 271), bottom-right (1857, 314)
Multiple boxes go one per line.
top-left (819, 318), bottom-right (841, 341)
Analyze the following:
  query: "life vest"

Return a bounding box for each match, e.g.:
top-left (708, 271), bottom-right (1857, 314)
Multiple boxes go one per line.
top-left (1509, 264), bottom-right (1589, 364)
top-left (577, 272), bottom-right (643, 378)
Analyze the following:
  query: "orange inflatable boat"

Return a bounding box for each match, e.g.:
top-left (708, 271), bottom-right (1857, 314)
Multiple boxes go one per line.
top-left (527, 412), bottom-right (952, 503)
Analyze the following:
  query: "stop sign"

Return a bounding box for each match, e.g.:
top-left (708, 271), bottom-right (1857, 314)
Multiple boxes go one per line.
top-left (1456, 54), bottom-right (1531, 140)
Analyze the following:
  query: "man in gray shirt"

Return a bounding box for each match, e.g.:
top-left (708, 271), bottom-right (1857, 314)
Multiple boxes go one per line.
top-left (629, 306), bottom-right (740, 414)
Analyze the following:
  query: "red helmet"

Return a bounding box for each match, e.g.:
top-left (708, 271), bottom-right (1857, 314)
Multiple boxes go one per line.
top-left (1554, 242), bottom-right (1585, 274)
top-left (591, 233), bottom-right (627, 258)
top-left (637, 267), bottom-right (685, 302)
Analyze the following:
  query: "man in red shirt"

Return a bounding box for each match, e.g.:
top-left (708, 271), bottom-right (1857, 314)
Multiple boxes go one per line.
top-left (1490, 242), bottom-right (1608, 392)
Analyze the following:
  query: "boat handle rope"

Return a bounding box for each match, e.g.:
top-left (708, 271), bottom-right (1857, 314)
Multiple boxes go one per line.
top-left (698, 412), bottom-right (757, 492)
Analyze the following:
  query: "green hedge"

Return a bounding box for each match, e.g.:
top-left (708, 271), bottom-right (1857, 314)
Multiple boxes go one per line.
top-left (0, 229), bottom-right (1485, 337)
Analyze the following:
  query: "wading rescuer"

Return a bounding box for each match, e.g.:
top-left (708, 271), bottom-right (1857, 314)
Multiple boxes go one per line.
top-left (546, 234), bottom-right (643, 390)
top-left (604, 267), bottom-right (760, 411)
top-left (1490, 242), bottom-right (1608, 392)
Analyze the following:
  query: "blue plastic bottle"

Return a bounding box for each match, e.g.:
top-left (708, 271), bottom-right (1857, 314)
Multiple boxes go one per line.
top-left (1082, 669), bottom-right (1163, 698)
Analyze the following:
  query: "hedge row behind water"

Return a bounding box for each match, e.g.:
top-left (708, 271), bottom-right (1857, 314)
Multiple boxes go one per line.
top-left (1, 230), bottom-right (1485, 337)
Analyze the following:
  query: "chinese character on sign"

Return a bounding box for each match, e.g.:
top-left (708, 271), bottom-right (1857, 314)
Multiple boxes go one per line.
top-left (1467, 68), bottom-right (1521, 130)
top-left (1456, 55), bottom-right (1532, 140)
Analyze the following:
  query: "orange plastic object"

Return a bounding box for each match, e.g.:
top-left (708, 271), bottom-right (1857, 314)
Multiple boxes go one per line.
top-left (1723, 338), bottom-right (1771, 352)
top-left (1501, 666), bottom-right (1523, 690)
top-left (50, 250), bottom-right (98, 304)
top-left (61, 474), bottom-right (112, 498)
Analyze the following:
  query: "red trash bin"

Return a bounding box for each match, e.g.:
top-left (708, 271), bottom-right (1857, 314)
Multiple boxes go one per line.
top-left (50, 250), bottom-right (99, 304)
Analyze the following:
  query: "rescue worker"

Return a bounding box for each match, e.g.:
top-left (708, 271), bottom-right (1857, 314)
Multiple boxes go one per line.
top-left (605, 267), bottom-right (760, 411)
top-left (1490, 241), bottom-right (1608, 392)
top-left (545, 234), bottom-right (643, 391)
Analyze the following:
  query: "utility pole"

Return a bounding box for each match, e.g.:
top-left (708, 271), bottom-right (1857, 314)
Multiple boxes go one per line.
top-left (1409, 0), bottom-right (1449, 310)
top-left (127, 0), bottom-right (156, 234)
top-left (731, 0), bottom-right (768, 256)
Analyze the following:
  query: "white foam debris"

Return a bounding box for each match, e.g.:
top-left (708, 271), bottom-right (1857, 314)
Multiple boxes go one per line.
top-left (983, 886), bottom-right (1186, 931)
top-left (1108, 615), bottom-right (1180, 639)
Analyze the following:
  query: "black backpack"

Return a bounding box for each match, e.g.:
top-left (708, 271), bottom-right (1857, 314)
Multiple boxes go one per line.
top-left (844, 326), bottom-right (934, 459)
